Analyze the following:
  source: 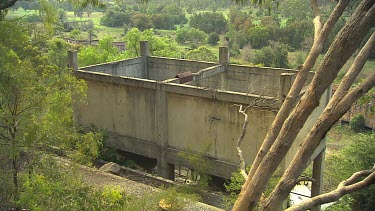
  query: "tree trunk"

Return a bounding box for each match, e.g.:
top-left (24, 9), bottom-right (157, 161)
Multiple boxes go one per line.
top-left (263, 72), bottom-right (375, 210)
top-left (232, 0), bottom-right (375, 210)
top-left (264, 31), bottom-right (375, 209)
top-left (244, 0), bottom-right (349, 183)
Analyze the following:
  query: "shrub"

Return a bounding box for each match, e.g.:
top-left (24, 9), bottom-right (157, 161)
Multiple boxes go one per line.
top-left (178, 145), bottom-right (213, 190)
top-left (325, 132), bottom-right (375, 210)
top-left (18, 157), bottom-right (127, 210)
top-left (24, 14), bottom-right (41, 22)
top-left (207, 32), bottom-right (220, 46)
top-left (252, 42), bottom-right (290, 68)
top-left (186, 46), bottom-right (217, 62)
top-left (241, 44), bottom-right (253, 62)
top-left (349, 114), bottom-right (365, 133)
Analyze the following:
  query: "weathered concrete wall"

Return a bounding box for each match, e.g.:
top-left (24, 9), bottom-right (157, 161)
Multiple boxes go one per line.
top-left (147, 57), bottom-right (216, 81)
top-left (75, 70), bottom-right (279, 178)
top-left (192, 65), bottom-right (315, 98)
top-left (166, 92), bottom-right (275, 164)
top-left (74, 55), bottom-right (329, 179)
top-left (76, 79), bottom-right (156, 143)
top-left (80, 57), bottom-right (145, 78)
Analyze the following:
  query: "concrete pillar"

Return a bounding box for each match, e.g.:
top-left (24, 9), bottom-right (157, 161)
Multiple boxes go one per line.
top-left (219, 46), bottom-right (229, 65)
top-left (140, 40), bottom-right (149, 78)
top-left (155, 84), bottom-right (175, 180)
top-left (278, 73), bottom-right (295, 106)
top-left (311, 148), bottom-right (326, 211)
top-left (68, 50), bottom-right (78, 71)
top-left (140, 40), bottom-right (150, 57)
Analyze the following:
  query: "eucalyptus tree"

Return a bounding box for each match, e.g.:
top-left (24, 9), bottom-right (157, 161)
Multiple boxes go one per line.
top-left (0, 20), bottom-right (102, 209)
top-left (231, 0), bottom-right (375, 210)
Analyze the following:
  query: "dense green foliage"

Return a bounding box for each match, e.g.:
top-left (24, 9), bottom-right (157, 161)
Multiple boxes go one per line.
top-left (186, 46), bottom-right (217, 62)
top-left (0, 19), bottom-right (103, 210)
top-left (178, 145), bottom-right (213, 191)
top-left (78, 36), bottom-right (122, 66)
top-left (123, 28), bottom-right (181, 59)
top-left (79, 29), bottom-right (182, 66)
top-left (252, 42), bottom-right (290, 68)
top-left (100, 6), bottom-right (131, 27)
top-left (100, 3), bottom-right (186, 30)
top-left (326, 130), bottom-right (375, 210)
top-left (208, 32), bottom-right (220, 46)
top-left (189, 12), bottom-right (227, 34)
top-left (176, 27), bottom-right (207, 45)
top-left (349, 115), bottom-right (366, 133)
top-left (18, 158), bottom-right (128, 210)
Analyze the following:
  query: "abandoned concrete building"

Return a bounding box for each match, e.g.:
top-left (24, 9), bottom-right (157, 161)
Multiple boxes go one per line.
top-left (70, 41), bottom-right (330, 195)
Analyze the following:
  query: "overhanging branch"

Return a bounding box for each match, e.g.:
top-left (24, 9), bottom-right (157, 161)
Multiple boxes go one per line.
top-left (286, 166), bottom-right (375, 211)
top-left (0, 0), bottom-right (18, 11)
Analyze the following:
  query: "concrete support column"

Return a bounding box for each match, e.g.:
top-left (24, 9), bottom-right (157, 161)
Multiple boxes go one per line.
top-left (155, 84), bottom-right (175, 180)
top-left (140, 40), bottom-right (150, 57)
top-left (278, 73), bottom-right (295, 107)
top-left (140, 40), bottom-right (149, 79)
top-left (311, 148), bottom-right (326, 211)
top-left (219, 46), bottom-right (229, 65)
top-left (68, 50), bottom-right (78, 71)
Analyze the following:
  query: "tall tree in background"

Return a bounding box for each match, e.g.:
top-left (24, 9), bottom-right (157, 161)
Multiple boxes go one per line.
top-left (0, 19), bottom-right (102, 209)
top-left (232, 0), bottom-right (375, 210)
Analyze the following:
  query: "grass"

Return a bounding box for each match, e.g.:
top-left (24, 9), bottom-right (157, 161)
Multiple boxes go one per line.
top-left (5, 8), bottom-right (38, 19)
top-left (288, 50), bottom-right (375, 83)
top-left (326, 124), bottom-right (357, 155)
top-left (66, 11), bottom-right (102, 25)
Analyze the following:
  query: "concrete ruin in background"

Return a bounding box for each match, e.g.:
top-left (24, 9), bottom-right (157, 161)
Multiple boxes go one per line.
top-left (70, 42), bottom-right (330, 197)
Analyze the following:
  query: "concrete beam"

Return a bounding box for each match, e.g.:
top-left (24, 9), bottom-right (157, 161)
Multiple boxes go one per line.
top-left (102, 133), bottom-right (239, 179)
top-left (193, 65), bottom-right (225, 81)
top-left (105, 133), bottom-right (159, 159)
top-left (309, 138), bottom-right (327, 163)
top-left (74, 70), bottom-right (278, 110)
top-left (166, 148), bottom-right (238, 179)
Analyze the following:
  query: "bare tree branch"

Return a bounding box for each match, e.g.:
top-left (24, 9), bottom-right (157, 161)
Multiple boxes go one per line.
top-left (232, 104), bottom-right (250, 179)
top-left (334, 31), bottom-right (375, 99)
top-left (245, 0), bottom-right (350, 183)
top-left (234, 0), bottom-right (375, 209)
top-left (310, 0), bottom-right (322, 39)
top-left (263, 71), bottom-right (375, 210)
top-left (286, 166), bottom-right (375, 211)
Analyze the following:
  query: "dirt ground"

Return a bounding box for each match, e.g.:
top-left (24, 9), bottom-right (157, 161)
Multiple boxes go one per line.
top-left (58, 158), bottom-right (224, 211)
